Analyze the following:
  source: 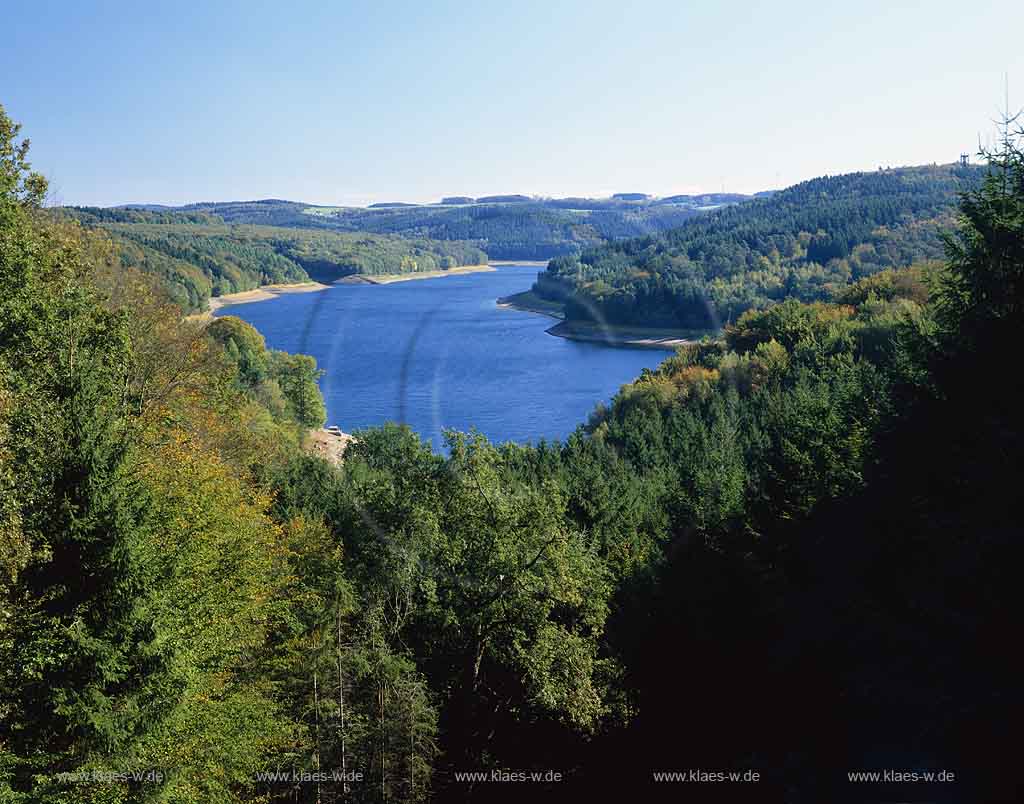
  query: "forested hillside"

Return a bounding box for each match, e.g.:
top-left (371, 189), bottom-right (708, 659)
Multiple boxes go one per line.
top-left (2, 103), bottom-right (1021, 803)
top-left (60, 208), bottom-right (487, 311)
top-left (532, 163), bottom-right (984, 328)
top-left (299, 199), bottom-right (703, 259)
top-left (127, 193), bottom-right (752, 260)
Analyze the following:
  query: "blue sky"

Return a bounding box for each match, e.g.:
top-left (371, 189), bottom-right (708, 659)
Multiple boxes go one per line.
top-left (3, 0), bottom-right (1022, 207)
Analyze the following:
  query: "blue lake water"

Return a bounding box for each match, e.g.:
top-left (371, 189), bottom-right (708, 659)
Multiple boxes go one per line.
top-left (217, 264), bottom-right (668, 451)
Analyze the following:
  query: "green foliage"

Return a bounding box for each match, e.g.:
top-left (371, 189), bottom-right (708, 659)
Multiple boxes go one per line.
top-left (207, 315), bottom-right (269, 385)
top-left (0, 108), bottom-right (288, 801)
top-left (0, 105), bottom-right (47, 209)
top-left (207, 315), bottom-right (327, 430)
top-left (330, 429), bottom-right (614, 761)
top-left (271, 352), bottom-right (326, 430)
top-left (831, 261), bottom-right (935, 305)
top-left (937, 123), bottom-right (1024, 356)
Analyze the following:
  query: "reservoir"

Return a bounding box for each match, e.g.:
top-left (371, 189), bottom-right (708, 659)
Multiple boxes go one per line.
top-left (217, 264), bottom-right (668, 450)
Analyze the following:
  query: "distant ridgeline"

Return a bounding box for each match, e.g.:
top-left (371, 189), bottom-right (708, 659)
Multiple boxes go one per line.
top-left (57, 208), bottom-right (487, 311)
top-left (530, 164), bottom-right (985, 329)
top-left (123, 192), bottom-right (759, 261)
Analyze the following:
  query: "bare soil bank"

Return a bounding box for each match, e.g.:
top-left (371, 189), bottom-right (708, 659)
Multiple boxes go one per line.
top-left (306, 427), bottom-right (356, 465)
top-left (336, 264), bottom-right (495, 285)
top-left (205, 282), bottom-right (331, 315)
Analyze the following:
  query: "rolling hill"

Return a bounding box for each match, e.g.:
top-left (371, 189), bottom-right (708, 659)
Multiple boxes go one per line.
top-left (115, 191), bottom-right (761, 260)
top-left (527, 163), bottom-right (984, 329)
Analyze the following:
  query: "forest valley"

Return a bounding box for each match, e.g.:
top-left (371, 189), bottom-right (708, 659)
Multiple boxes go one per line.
top-left (1, 103), bottom-right (1022, 802)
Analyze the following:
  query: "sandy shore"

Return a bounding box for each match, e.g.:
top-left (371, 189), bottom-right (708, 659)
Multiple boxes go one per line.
top-left (205, 282), bottom-right (332, 315)
top-left (545, 320), bottom-right (701, 350)
top-left (338, 264), bottom-right (495, 285)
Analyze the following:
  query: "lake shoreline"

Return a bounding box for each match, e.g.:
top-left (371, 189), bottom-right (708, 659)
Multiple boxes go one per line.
top-left (496, 292), bottom-right (702, 349)
top-left (495, 289), bottom-right (565, 320)
top-left (545, 320), bottom-right (701, 350)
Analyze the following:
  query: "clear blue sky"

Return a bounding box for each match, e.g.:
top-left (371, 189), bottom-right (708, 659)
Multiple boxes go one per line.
top-left (3, 0), bottom-right (1022, 207)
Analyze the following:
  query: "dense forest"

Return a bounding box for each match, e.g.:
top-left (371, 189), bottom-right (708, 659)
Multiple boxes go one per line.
top-left (60, 208), bottom-right (488, 312)
top-left (129, 193), bottom-right (753, 261)
top-left (532, 163), bottom-right (984, 329)
top-left (2, 102), bottom-right (1021, 804)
